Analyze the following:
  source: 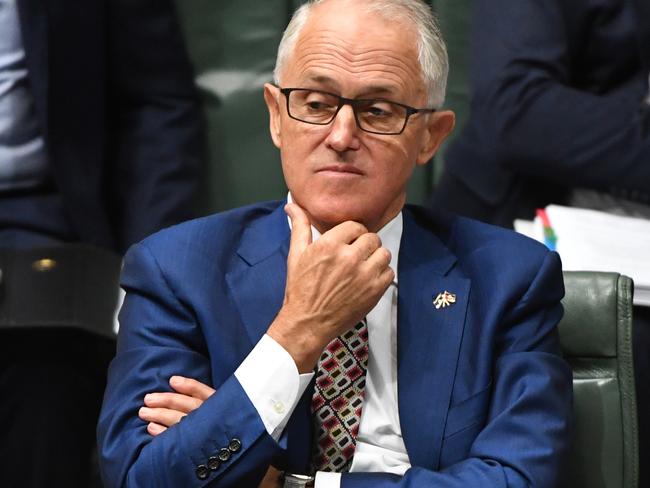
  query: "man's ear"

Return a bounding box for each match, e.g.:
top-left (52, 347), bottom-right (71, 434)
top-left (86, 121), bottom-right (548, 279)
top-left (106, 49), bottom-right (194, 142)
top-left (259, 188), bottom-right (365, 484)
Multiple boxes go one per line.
top-left (416, 110), bottom-right (455, 165)
top-left (264, 83), bottom-right (282, 149)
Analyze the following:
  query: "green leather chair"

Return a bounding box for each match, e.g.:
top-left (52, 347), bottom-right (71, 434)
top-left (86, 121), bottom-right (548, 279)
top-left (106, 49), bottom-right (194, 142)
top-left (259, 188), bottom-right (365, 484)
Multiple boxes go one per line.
top-left (431, 0), bottom-right (473, 184)
top-left (559, 272), bottom-right (639, 488)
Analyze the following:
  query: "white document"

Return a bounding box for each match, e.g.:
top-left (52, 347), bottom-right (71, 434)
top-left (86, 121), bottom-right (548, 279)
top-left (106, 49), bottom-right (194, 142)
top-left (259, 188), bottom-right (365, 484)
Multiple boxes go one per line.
top-left (518, 205), bottom-right (650, 307)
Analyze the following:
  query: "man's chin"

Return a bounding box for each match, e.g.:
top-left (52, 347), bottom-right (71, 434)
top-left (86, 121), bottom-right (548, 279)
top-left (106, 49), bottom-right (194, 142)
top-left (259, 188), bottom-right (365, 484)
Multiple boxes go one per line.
top-left (290, 191), bottom-right (382, 231)
top-left (303, 205), bottom-right (366, 232)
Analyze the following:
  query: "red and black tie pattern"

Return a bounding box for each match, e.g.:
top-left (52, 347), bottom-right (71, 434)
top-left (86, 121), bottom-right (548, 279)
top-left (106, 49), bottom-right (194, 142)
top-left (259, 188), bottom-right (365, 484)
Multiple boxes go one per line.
top-left (311, 319), bottom-right (369, 473)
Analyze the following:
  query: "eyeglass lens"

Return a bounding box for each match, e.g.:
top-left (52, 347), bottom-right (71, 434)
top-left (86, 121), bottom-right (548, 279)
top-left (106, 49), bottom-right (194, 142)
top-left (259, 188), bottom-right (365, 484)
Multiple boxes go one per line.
top-left (287, 89), bottom-right (408, 134)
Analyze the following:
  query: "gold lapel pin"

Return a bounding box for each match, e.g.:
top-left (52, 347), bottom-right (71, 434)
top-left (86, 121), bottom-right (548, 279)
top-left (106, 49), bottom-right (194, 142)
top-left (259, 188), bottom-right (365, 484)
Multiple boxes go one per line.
top-left (433, 291), bottom-right (456, 309)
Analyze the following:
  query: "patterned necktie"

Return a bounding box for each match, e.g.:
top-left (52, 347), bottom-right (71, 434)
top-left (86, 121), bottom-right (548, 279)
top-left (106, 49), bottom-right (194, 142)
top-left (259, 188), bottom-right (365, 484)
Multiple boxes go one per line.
top-left (311, 319), bottom-right (369, 473)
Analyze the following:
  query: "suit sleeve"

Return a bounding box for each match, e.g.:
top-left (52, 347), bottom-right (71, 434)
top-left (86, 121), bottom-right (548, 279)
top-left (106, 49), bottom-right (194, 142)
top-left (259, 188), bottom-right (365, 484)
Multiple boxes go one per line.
top-left (339, 251), bottom-right (573, 488)
top-left (467, 0), bottom-right (650, 192)
top-left (107, 0), bottom-right (206, 252)
top-left (97, 243), bottom-right (280, 487)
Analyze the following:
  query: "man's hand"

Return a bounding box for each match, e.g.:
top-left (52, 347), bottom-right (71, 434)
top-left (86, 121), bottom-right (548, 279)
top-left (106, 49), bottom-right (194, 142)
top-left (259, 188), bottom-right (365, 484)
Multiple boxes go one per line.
top-left (140, 377), bottom-right (281, 487)
top-left (138, 376), bottom-right (215, 435)
top-left (267, 203), bottom-right (394, 373)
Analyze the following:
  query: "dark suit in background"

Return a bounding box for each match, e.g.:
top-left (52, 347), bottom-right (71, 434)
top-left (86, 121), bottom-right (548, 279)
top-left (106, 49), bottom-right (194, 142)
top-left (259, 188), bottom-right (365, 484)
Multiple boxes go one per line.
top-left (433, 0), bottom-right (650, 226)
top-left (1, 0), bottom-right (204, 251)
top-left (431, 0), bottom-right (650, 484)
top-left (0, 0), bottom-right (204, 486)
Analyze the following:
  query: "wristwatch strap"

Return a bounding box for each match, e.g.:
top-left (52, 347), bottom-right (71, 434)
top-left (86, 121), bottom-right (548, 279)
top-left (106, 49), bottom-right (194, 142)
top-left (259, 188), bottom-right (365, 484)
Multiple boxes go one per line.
top-left (282, 472), bottom-right (315, 487)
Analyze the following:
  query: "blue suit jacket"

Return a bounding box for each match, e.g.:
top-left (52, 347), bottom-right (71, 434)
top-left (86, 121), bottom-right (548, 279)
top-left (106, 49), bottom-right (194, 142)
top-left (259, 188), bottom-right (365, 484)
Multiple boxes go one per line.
top-left (98, 201), bottom-right (572, 487)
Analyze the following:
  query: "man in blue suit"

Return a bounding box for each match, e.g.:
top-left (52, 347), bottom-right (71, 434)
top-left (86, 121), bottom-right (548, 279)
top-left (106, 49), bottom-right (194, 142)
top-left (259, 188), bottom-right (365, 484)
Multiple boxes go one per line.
top-left (98, 0), bottom-right (572, 486)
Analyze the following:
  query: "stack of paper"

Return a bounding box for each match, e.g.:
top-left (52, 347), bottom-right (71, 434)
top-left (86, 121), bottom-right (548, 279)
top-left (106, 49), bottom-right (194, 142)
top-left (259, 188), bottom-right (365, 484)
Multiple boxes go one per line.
top-left (515, 205), bottom-right (650, 307)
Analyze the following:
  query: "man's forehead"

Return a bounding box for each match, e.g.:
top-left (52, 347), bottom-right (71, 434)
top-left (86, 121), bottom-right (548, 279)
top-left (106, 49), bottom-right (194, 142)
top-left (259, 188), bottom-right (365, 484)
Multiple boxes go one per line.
top-left (302, 1), bottom-right (416, 46)
top-left (284, 7), bottom-right (424, 99)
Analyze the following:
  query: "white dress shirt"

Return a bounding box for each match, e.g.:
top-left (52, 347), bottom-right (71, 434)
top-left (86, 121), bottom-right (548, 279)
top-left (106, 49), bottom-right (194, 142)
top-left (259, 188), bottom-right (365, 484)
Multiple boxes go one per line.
top-left (235, 200), bottom-right (409, 487)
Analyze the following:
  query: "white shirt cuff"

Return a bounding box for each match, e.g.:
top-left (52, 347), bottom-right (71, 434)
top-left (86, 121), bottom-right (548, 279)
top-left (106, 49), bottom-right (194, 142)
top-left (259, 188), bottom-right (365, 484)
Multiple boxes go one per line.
top-left (315, 471), bottom-right (341, 488)
top-left (234, 334), bottom-right (314, 440)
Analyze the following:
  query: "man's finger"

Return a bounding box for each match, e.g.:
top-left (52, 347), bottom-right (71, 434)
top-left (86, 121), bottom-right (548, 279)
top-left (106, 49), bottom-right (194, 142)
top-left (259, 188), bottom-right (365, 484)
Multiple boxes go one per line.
top-left (285, 202), bottom-right (313, 266)
top-left (258, 464), bottom-right (283, 488)
top-left (379, 265), bottom-right (396, 289)
top-left (365, 246), bottom-right (392, 272)
top-left (348, 232), bottom-right (382, 260)
top-left (320, 220), bottom-right (368, 245)
top-left (147, 422), bottom-right (167, 436)
top-left (139, 406), bottom-right (186, 428)
top-left (169, 376), bottom-right (215, 401)
top-left (144, 392), bottom-right (203, 413)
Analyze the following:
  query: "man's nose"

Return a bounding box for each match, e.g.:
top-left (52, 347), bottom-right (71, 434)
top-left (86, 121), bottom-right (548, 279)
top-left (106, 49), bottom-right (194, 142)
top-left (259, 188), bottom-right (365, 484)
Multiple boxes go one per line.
top-left (325, 105), bottom-right (361, 152)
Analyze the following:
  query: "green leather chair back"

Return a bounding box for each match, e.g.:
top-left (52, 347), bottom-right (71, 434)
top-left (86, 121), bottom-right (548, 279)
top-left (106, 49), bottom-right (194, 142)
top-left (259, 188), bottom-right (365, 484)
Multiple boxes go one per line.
top-left (431, 0), bottom-right (473, 184)
top-left (174, 1), bottom-right (289, 213)
top-left (559, 272), bottom-right (638, 488)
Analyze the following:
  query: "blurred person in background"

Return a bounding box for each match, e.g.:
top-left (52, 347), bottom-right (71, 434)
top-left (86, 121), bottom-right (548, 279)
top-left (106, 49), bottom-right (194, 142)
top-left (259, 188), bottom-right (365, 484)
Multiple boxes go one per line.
top-left (0, 0), bottom-right (204, 486)
top-left (431, 0), bottom-right (650, 484)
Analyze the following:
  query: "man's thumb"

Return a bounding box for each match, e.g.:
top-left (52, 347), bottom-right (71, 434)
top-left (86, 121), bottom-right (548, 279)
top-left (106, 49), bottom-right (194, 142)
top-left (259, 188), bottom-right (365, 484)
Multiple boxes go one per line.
top-left (285, 203), bottom-right (312, 262)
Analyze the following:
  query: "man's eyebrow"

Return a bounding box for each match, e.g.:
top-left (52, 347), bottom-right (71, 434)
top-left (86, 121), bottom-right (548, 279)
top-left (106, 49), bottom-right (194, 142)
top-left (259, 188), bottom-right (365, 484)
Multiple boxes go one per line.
top-left (356, 86), bottom-right (399, 98)
top-left (303, 74), bottom-right (341, 91)
top-left (304, 75), bottom-right (400, 98)
top-left (306, 74), bottom-right (336, 85)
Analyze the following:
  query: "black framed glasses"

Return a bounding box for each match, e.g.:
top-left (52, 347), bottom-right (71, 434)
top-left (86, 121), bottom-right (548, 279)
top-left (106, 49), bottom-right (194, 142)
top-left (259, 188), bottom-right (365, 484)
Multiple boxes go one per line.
top-left (279, 87), bottom-right (436, 135)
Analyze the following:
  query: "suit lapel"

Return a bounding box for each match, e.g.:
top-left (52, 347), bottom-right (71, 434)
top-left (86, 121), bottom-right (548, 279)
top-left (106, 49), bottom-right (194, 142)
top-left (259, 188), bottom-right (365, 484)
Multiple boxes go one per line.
top-left (397, 208), bottom-right (470, 470)
top-left (15, 0), bottom-right (49, 139)
top-left (225, 203), bottom-right (313, 469)
top-left (225, 203), bottom-right (290, 346)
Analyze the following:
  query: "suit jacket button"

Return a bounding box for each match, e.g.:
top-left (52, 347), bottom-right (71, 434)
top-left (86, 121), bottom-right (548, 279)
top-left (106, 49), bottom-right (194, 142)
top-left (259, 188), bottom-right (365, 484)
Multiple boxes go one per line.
top-left (196, 465), bottom-right (209, 480)
top-left (228, 438), bottom-right (242, 452)
top-left (208, 456), bottom-right (220, 471)
top-left (218, 447), bottom-right (231, 462)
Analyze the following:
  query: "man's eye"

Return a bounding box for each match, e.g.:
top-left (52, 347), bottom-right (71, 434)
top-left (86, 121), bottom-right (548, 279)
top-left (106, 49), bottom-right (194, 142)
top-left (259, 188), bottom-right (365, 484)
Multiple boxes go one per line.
top-left (365, 104), bottom-right (393, 117)
top-left (306, 101), bottom-right (330, 110)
